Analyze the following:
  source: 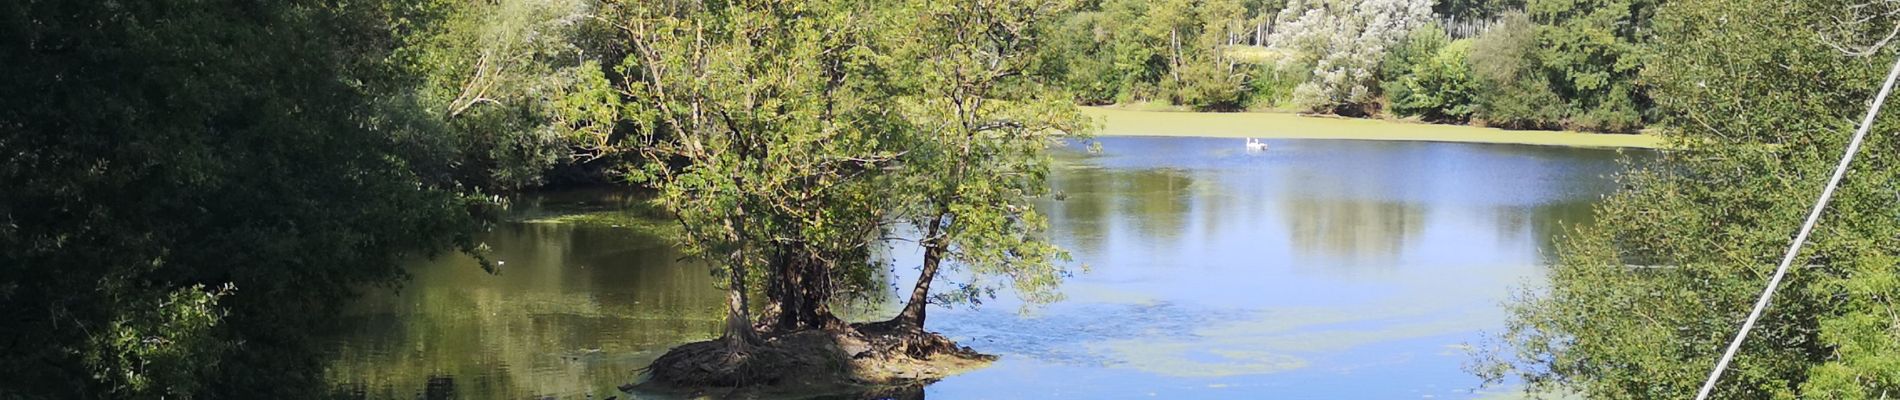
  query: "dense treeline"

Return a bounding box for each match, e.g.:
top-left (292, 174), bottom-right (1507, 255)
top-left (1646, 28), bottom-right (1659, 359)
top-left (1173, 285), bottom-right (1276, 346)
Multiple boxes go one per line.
top-left (1478, 0), bottom-right (1900, 397)
top-left (0, 0), bottom-right (610, 397)
top-left (1037, 0), bottom-right (1657, 132)
top-left (2, 0), bottom-right (1078, 396)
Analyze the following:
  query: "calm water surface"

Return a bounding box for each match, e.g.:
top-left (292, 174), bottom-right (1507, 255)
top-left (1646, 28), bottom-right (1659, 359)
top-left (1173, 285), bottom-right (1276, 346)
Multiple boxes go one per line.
top-left (324, 137), bottom-right (1648, 399)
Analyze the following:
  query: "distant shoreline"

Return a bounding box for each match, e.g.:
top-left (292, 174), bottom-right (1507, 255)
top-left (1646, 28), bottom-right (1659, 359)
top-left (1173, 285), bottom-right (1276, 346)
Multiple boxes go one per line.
top-left (1086, 107), bottom-right (1664, 149)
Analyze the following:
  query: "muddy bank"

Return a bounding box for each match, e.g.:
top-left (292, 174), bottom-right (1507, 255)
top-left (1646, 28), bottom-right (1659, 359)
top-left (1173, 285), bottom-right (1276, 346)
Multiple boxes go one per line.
top-left (629, 322), bottom-right (991, 398)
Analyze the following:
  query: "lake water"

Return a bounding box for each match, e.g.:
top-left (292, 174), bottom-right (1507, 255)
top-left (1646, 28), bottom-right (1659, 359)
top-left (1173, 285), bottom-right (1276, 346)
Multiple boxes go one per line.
top-left (324, 137), bottom-right (1647, 399)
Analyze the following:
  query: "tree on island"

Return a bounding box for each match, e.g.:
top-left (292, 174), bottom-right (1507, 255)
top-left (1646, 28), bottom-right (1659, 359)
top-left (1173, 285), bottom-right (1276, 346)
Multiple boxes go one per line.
top-left (605, 0), bottom-right (1093, 390)
top-left (612, 0), bottom-right (904, 350)
top-left (878, 0), bottom-right (1092, 330)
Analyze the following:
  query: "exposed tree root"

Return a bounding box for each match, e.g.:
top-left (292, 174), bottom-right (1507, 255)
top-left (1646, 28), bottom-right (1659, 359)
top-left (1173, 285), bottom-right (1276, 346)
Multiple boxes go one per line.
top-left (853, 320), bottom-right (994, 362)
top-left (634, 323), bottom-right (992, 397)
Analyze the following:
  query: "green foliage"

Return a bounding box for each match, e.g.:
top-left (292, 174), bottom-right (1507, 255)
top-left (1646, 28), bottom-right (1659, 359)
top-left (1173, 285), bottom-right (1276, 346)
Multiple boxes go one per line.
top-left (1039, 0), bottom-right (1273, 110)
top-left (1392, 39), bottom-right (1480, 122)
top-left (390, 0), bottom-right (619, 190)
top-left (1271, 0), bottom-right (1437, 116)
top-left (1381, 24), bottom-right (1452, 118)
top-left (1171, 60), bottom-right (1253, 111)
top-left (610, 0), bottom-right (913, 335)
top-left (0, 0), bottom-right (485, 397)
top-left (610, 0), bottom-right (1095, 330)
top-left (1435, 0), bottom-right (1525, 20)
top-left (1468, 12), bottom-right (1568, 130)
top-left (1039, 0), bottom-right (1162, 105)
top-left (1032, 0), bottom-right (1656, 131)
top-left (1380, 23), bottom-right (1452, 93)
top-left (1525, 0), bottom-right (1657, 132)
top-left (883, 0), bottom-right (1095, 314)
top-left (1246, 62), bottom-right (1308, 110)
top-left (84, 285), bottom-right (233, 398)
top-left (1478, 0), bottom-right (1900, 397)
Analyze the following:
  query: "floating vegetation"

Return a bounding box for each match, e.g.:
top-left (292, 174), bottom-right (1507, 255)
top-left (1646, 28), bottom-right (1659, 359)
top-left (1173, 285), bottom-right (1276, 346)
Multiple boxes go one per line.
top-left (517, 211), bottom-right (682, 237)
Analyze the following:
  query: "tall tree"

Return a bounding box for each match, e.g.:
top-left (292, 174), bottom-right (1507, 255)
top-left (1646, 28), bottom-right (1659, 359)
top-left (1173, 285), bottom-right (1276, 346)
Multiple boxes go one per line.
top-left (883, 0), bottom-right (1094, 328)
top-left (1269, 0), bottom-right (1436, 115)
top-left (1477, 0), bottom-right (1900, 397)
top-left (1524, 0), bottom-right (1659, 132)
top-left (612, 0), bottom-right (905, 346)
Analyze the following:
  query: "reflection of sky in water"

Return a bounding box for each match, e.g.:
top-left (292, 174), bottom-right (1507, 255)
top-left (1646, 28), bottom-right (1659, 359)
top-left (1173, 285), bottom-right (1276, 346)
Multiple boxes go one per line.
top-left (327, 138), bottom-right (1640, 399)
top-left (897, 137), bottom-right (1645, 398)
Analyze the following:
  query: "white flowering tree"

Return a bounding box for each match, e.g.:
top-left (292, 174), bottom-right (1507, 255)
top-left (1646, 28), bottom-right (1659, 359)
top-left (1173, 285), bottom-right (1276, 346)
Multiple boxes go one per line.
top-left (1267, 0), bottom-right (1434, 115)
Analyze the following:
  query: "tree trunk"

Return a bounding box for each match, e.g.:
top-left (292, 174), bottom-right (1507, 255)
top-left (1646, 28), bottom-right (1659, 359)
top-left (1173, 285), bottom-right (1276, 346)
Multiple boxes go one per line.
top-left (1169, 28), bottom-right (1182, 82)
top-left (896, 212), bottom-right (948, 326)
top-left (722, 257), bottom-right (757, 349)
top-left (1256, 20), bottom-right (1266, 46)
top-left (761, 247), bottom-right (844, 333)
top-left (722, 208), bottom-right (759, 349)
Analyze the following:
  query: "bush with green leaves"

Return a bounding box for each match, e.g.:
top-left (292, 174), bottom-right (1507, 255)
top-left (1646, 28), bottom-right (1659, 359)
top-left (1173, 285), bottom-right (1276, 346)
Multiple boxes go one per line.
top-left (1379, 23), bottom-right (1451, 96)
top-left (1380, 23), bottom-right (1451, 117)
top-left (392, 0), bottom-right (619, 191)
top-left (0, 0), bottom-right (487, 397)
top-left (1525, 0), bottom-right (1657, 133)
top-left (1392, 39), bottom-right (1479, 122)
top-left (1477, 0), bottom-right (1900, 397)
top-left (1039, 0), bottom-right (1284, 110)
top-left (1467, 12), bottom-right (1567, 130)
top-left (1268, 0), bottom-right (1436, 116)
top-left (1247, 62), bottom-right (1309, 110)
top-left (1169, 59), bottom-right (1252, 111)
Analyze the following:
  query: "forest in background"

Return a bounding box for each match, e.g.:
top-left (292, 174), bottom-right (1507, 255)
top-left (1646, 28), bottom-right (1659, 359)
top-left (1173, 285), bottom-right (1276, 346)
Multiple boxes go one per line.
top-left (1036, 0), bottom-right (1657, 132)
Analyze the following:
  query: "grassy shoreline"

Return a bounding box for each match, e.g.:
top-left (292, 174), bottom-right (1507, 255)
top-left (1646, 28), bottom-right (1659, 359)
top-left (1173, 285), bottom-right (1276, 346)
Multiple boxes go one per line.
top-left (1086, 107), bottom-right (1663, 149)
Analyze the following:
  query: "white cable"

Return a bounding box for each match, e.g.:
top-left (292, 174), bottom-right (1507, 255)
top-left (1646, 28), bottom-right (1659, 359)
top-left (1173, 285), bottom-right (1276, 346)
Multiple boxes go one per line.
top-left (1695, 52), bottom-right (1900, 399)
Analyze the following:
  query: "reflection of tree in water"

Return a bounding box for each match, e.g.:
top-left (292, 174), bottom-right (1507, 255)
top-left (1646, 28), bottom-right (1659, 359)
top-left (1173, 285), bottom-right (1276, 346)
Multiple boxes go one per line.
top-left (1114, 168), bottom-right (1194, 245)
top-left (1044, 164), bottom-right (1197, 260)
top-left (1045, 164), bottom-right (1115, 258)
top-left (1279, 197), bottom-right (1426, 265)
top-left (423, 375), bottom-right (455, 400)
top-left (1492, 201), bottom-right (1598, 264)
top-left (325, 222), bottom-right (725, 398)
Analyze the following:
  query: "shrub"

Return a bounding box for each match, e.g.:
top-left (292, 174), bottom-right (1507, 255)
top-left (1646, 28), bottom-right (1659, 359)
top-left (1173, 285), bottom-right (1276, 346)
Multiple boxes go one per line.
top-left (1169, 60), bottom-right (1250, 111)
top-left (1247, 62), bottom-right (1307, 110)
top-left (1392, 39), bottom-right (1480, 122)
top-left (1527, 0), bottom-right (1656, 133)
top-left (1467, 11), bottom-right (1567, 129)
top-left (1475, 72), bottom-right (1567, 130)
top-left (1268, 0), bottom-right (1436, 116)
top-left (1379, 22), bottom-right (1452, 103)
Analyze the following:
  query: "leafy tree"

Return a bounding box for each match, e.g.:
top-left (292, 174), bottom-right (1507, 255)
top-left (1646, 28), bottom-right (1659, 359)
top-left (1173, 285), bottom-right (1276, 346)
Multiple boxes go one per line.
top-left (1381, 23), bottom-right (1452, 115)
top-left (0, 0), bottom-right (485, 397)
top-left (881, 0), bottom-right (1094, 327)
top-left (1525, 0), bottom-right (1659, 132)
top-left (1171, 0), bottom-right (1256, 110)
top-left (611, 0), bottom-right (909, 344)
top-left (1268, 0), bottom-right (1436, 116)
top-left (1477, 0), bottom-right (1900, 397)
top-left (389, 0), bottom-right (620, 191)
top-left (1039, 0), bottom-right (1281, 109)
top-left (1468, 12), bottom-right (1567, 129)
top-left (1393, 39), bottom-right (1480, 122)
top-left (1040, 10), bottom-right (1140, 105)
top-left (1435, 0), bottom-right (1525, 21)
